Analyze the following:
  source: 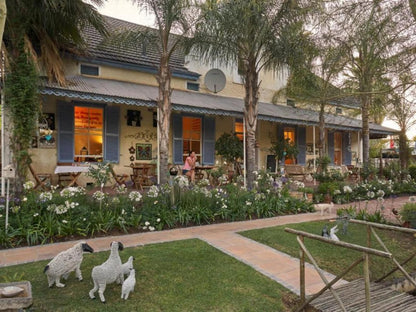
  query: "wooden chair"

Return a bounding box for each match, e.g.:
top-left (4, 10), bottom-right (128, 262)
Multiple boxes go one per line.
top-left (110, 164), bottom-right (128, 188)
top-left (29, 164), bottom-right (51, 190)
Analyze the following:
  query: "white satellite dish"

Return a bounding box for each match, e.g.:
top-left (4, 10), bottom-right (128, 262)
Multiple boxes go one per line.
top-left (204, 69), bottom-right (226, 93)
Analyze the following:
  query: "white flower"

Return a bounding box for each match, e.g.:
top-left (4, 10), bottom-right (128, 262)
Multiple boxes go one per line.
top-left (142, 226), bottom-right (148, 230)
top-left (0, 214), bottom-right (2, 218)
top-left (149, 226), bottom-right (155, 231)
top-left (377, 190), bottom-right (385, 198)
top-left (154, 201), bottom-right (158, 205)
top-left (145, 221), bottom-right (150, 226)
top-left (333, 190), bottom-right (341, 195)
top-left (343, 185), bottom-right (353, 193)
top-left (22, 197), bottom-right (27, 202)
top-left (147, 185), bottom-right (159, 198)
top-left (409, 196), bottom-right (416, 202)
top-left (129, 191), bottom-right (142, 202)
top-left (121, 209), bottom-right (125, 215)
top-left (246, 201), bottom-right (252, 206)
top-left (54, 204), bottom-right (68, 215)
top-left (367, 191), bottom-right (375, 199)
top-left (33, 213), bottom-right (39, 217)
top-left (112, 197), bottom-right (120, 204)
top-left (156, 218), bottom-right (161, 222)
top-left (62, 220), bottom-right (68, 224)
top-left (174, 175), bottom-right (189, 188)
top-left (116, 184), bottom-right (127, 194)
top-left (83, 218), bottom-right (86, 221)
top-left (23, 181), bottom-right (35, 190)
top-left (39, 192), bottom-right (53, 201)
top-left (92, 191), bottom-right (106, 201)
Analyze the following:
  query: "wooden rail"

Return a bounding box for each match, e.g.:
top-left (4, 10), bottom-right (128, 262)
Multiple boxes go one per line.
top-left (285, 219), bottom-right (416, 312)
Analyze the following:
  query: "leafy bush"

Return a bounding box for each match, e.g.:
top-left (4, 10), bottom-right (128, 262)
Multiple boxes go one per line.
top-left (400, 203), bottom-right (416, 228)
top-left (409, 165), bottom-right (416, 181)
top-left (0, 174), bottom-right (314, 248)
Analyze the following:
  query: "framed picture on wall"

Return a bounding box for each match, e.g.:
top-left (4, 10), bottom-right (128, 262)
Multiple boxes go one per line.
top-left (127, 110), bottom-right (141, 127)
top-left (136, 143), bottom-right (152, 160)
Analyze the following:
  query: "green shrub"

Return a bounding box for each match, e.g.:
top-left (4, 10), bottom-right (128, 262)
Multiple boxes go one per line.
top-left (408, 165), bottom-right (416, 180)
top-left (400, 203), bottom-right (416, 228)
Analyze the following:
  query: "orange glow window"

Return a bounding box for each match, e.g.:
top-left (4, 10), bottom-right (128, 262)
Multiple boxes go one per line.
top-left (74, 106), bottom-right (103, 162)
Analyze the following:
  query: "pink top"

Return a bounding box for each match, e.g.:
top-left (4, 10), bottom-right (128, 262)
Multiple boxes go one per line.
top-left (183, 156), bottom-right (195, 170)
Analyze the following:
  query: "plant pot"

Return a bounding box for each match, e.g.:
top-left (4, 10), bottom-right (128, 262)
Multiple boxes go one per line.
top-left (324, 194), bottom-right (332, 203)
top-left (305, 193), bottom-right (313, 202)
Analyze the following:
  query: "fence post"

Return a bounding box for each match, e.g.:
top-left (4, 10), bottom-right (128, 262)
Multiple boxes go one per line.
top-left (363, 252), bottom-right (371, 312)
top-left (299, 235), bottom-right (305, 310)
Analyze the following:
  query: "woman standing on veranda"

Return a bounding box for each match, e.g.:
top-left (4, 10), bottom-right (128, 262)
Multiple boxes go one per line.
top-left (182, 151), bottom-right (196, 183)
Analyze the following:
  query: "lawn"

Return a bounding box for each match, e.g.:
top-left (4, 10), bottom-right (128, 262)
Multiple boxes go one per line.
top-left (240, 221), bottom-right (416, 282)
top-left (1, 239), bottom-right (296, 312)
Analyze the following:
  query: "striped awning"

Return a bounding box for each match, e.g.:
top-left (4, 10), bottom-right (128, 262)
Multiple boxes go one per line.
top-left (41, 75), bottom-right (397, 136)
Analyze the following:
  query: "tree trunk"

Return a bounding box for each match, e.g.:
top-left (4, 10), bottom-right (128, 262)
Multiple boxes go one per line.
top-left (361, 94), bottom-right (371, 170)
top-left (399, 129), bottom-right (408, 177)
top-left (0, 0), bottom-right (6, 50)
top-left (157, 55), bottom-right (172, 185)
top-left (244, 60), bottom-right (259, 189)
top-left (318, 101), bottom-right (326, 159)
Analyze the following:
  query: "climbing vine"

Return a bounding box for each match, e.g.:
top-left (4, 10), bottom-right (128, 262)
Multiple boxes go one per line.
top-left (5, 40), bottom-right (40, 192)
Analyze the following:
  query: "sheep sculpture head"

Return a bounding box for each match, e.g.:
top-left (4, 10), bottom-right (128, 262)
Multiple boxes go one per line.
top-left (82, 243), bottom-right (94, 253)
top-left (111, 241), bottom-right (124, 251)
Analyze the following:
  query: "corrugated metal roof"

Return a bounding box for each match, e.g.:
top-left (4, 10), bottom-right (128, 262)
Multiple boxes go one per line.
top-left (41, 76), bottom-right (397, 135)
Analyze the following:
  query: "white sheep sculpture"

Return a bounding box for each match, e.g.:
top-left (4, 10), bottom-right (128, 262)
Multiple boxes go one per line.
top-left (44, 241), bottom-right (94, 288)
top-left (121, 256), bottom-right (135, 277)
top-left (89, 241), bottom-right (124, 303)
top-left (121, 268), bottom-right (136, 300)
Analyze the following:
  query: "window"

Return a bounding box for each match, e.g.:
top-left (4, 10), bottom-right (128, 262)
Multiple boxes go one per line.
top-left (284, 127), bottom-right (296, 164)
top-left (235, 118), bottom-right (244, 141)
top-left (187, 82), bottom-right (200, 91)
top-left (74, 106), bottom-right (103, 162)
top-left (80, 64), bottom-right (99, 76)
top-left (182, 117), bottom-right (201, 162)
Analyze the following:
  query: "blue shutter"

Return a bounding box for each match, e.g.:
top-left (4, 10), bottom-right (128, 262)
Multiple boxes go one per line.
top-left (172, 114), bottom-right (183, 164)
top-left (104, 106), bottom-right (120, 162)
top-left (343, 132), bottom-right (352, 165)
top-left (202, 116), bottom-right (215, 165)
top-left (277, 123), bottom-right (284, 140)
top-left (297, 126), bottom-right (306, 165)
top-left (328, 131), bottom-right (334, 164)
top-left (57, 102), bottom-right (74, 163)
top-left (277, 124), bottom-right (284, 167)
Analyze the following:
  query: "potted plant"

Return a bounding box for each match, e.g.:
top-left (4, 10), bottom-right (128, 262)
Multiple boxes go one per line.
top-left (269, 137), bottom-right (299, 171)
top-left (299, 186), bottom-right (314, 202)
top-left (215, 132), bottom-right (244, 177)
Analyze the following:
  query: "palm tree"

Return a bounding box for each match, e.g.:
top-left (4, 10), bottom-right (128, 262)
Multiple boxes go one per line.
top-left (192, 0), bottom-right (311, 188)
top-left (116, 0), bottom-right (197, 185)
top-left (4, 0), bottom-right (107, 85)
top-left (3, 0), bottom-right (107, 191)
top-left (331, 0), bottom-right (416, 169)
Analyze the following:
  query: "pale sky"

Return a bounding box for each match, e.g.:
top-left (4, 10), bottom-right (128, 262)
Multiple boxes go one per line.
top-left (95, 0), bottom-right (411, 141)
top-left (95, 0), bottom-right (154, 26)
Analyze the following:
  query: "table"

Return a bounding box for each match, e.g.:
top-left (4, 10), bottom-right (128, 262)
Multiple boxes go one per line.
top-left (54, 165), bottom-right (89, 187)
top-left (126, 164), bottom-right (156, 190)
top-left (194, 165), bottom-right (215, 181)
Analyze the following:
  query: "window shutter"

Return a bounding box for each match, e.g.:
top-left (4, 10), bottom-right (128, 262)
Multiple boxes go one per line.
top-left (328, 131), bottom-right (334, 164)
top-left (297, 126), bottom-right (306, 165)
top-left (57, 102), bottom-right (74, 163)
top-left (343, 132), bottom-right (352, 165)
top-left (172, 114), bottom-right (183, 164)
top-left (202, 116), bottom-right (215, 165)
top-left (104, 106), bottom-right (120, 162)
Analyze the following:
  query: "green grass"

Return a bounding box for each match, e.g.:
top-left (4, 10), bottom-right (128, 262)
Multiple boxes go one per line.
top-left (0, 239), bottom-right (296, 312)
top-left (240, 221), bottom-right (416, 281)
